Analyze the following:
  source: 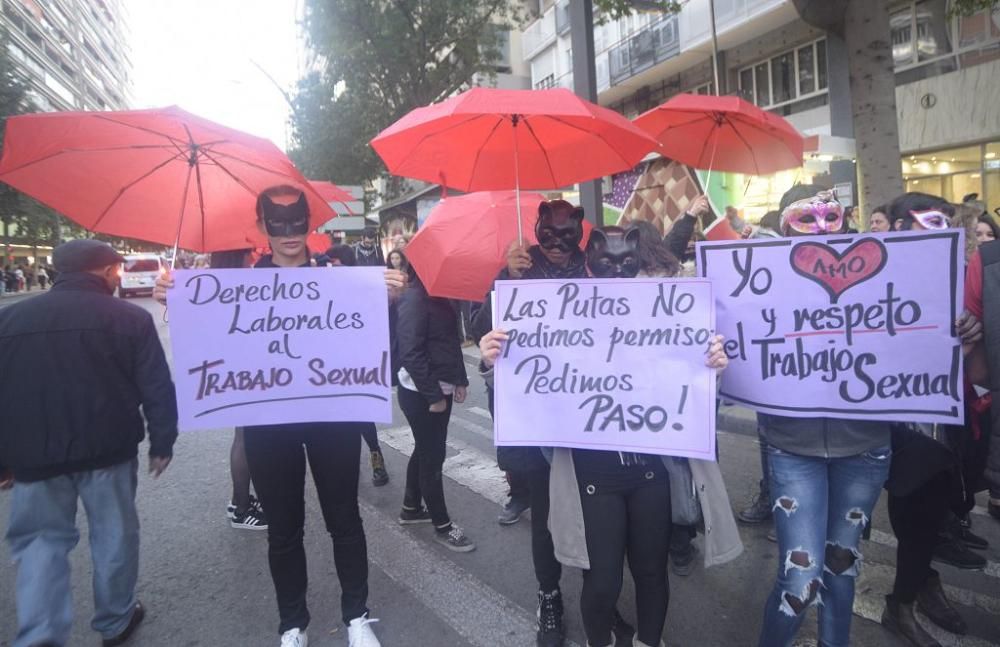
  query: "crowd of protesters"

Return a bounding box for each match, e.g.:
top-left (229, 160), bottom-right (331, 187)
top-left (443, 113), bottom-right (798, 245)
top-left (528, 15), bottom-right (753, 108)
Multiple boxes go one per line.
top-left (0, 180), bottom-right (998, 647)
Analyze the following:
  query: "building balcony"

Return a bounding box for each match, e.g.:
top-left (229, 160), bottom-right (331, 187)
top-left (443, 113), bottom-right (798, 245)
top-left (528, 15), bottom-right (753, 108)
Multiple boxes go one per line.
top-left (522, 9), bottom-right (557, 61)
top-left (608, 12), bottom-right (680, 87)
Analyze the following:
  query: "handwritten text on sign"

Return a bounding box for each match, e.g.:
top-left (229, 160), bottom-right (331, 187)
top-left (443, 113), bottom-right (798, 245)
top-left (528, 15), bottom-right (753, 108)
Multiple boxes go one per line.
top-left (493, 278), bottom-right (717, 460)
top-left (168, 268), bottom-right (392, 430)
top-left (698, 231), bottom-right (964, 423)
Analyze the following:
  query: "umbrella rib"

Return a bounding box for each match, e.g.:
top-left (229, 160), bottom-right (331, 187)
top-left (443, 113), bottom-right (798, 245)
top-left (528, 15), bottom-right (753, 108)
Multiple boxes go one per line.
top-left (89, 149), bottom-right (189, 231)
top-left (543, 115), bottom-right (634, 177)
top-left (721, 115), bottom-right (761, 176)
top-left (0, 144), bottom-right (179, 177)
top-left (649, 113), bottom-right (717, 135)
top-left (203, 149), bottom-right (296, 179)
top-left (467, 118), bottom-right (507, 189)
top-left (520, 118), bottom-right (559, 188)
top-left (387, 114), bottom-right (496, 187)
top-left (197, 149), bottom-right (260, 197)
top-left (92, 114), bottom-right (189, 148)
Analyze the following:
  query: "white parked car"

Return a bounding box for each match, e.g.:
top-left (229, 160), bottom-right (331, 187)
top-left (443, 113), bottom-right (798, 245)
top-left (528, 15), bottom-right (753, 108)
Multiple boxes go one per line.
top-left (118, 254), bottom-right (164, 298)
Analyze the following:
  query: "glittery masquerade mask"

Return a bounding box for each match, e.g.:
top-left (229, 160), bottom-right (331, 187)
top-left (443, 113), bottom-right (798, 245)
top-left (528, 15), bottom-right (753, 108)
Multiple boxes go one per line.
top-left (781, 191), bottom-right (844, 235)
top-left (910, 209), bottom-right (949, 230)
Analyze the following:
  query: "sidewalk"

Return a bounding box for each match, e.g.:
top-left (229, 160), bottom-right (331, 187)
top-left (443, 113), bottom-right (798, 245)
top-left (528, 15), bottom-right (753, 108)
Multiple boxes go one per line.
top-left (0, 289), bottom-right (43, 309)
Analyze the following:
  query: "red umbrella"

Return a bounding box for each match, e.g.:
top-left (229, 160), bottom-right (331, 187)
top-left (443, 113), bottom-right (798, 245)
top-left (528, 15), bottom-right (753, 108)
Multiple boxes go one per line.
top-left (404, 191), bottom-right (593, 302)
top-left (0, 106), bottom-right (335, 256)
top-left (371, 87), bottom-right (657, 241)
top-left (633, 93), bottom-right (804, 178)
top-left (309, 180), bottom-right (356, 214)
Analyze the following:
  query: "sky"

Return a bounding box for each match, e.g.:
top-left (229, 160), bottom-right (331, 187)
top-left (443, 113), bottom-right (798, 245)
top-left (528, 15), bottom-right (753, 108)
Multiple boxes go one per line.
top-left (126, 0), bottom-right (304, 151)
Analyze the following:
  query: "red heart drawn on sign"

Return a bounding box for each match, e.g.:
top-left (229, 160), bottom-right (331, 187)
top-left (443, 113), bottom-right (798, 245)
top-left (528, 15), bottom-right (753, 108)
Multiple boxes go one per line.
top-left (789, 238), bottom-right (888, 303)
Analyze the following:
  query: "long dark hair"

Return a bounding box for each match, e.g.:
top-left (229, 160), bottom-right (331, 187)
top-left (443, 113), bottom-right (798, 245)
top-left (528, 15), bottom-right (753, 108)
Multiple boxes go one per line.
top-left (386, 249), bottom-right (408, 271)
top-left (629, 220), bottom-right (680, 277)
top-left (977, 214), bottom-right (1000, 241)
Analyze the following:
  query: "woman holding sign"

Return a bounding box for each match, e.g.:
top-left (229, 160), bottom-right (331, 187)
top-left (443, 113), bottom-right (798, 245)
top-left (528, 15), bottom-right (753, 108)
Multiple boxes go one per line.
top-left (752, 185), bottom-right (893, 647)
top-left (481, 223), bottom-right (732, 647)
top-left (154, 185), bottom-right (406, 647)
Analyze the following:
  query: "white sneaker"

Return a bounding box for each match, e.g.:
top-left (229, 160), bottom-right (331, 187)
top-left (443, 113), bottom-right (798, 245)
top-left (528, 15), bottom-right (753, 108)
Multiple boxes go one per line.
top-left (347, 614), bottom-right (381, 647)
top-left (280, 628), bottom-right (307, 647)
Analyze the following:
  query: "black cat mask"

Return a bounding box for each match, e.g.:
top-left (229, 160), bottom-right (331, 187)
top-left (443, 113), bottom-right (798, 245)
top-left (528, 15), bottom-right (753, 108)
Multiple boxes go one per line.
top-left (587, 226), bottom-right (641, 279)
top-left (261, 192), bottom-right (310, 237)
top-left (536, 200), bottom-right (584, 253)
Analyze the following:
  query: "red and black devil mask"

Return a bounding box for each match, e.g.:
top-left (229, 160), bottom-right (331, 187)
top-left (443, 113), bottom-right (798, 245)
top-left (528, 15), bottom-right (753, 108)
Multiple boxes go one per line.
top-left (536, 200), bottom-right (584, 253)
top-left (261, 192), bottom-right (310, 237)
top-left (586, 226), bottom-right (641, 279)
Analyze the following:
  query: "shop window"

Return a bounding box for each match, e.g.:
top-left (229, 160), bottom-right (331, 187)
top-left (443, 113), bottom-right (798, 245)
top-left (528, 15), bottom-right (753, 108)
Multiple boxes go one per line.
top-left (902, 143), bottom-right (1000, 205)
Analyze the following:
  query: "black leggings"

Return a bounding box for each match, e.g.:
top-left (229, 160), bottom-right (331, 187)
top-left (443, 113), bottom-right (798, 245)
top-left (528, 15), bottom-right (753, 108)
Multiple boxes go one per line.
top-left (361, 423), bottom-right (381, 452)
top-left (243, 422), bottom-right (368, 632)
top-left (577, 468), bottom-right (672, 646)
top-left (398, 386), bottom-right (453, 528)
top-left (521, 467), bottom-right (562, 592)
top-left (888, 471), bottom-right (952, 602)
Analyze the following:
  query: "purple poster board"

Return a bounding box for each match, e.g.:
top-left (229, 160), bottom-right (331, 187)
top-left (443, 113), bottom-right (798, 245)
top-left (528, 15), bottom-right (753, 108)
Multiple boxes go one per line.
top-left (698, 230), bottom-right (965, 423)
top-left (492, 278), bottom-right (717, 461)
top-left (168, 267), bottom-right (392, 431)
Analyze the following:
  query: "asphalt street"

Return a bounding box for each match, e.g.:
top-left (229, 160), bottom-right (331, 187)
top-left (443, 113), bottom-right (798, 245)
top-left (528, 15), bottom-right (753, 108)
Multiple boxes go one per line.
top-left (1, 295), bottom-right (998, 646)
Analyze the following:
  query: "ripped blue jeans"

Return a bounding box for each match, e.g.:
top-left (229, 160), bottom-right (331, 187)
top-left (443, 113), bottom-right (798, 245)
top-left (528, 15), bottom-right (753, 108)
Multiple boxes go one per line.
top-left (757, 444), bottom-right (890, 647)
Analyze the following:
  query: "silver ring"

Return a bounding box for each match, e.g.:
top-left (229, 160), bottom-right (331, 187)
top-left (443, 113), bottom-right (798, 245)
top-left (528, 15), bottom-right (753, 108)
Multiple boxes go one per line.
top-left (645, 471), bottom-right (654, 480)
top-left (585, 484), bottom-right (596, 495)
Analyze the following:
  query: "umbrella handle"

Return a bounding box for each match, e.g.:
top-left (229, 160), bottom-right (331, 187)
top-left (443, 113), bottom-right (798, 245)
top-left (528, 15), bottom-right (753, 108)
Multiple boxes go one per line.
top-left (703, 128), bottom-right (720, 197)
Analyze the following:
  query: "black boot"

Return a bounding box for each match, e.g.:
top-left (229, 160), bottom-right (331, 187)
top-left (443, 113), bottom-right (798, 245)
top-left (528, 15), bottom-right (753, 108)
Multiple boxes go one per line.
top-left (882, 595), bottom-right (941, 647)
top-left (916, 573), bottom-right (967, 635)
top-left (536, 589), bottom-right (565, 647)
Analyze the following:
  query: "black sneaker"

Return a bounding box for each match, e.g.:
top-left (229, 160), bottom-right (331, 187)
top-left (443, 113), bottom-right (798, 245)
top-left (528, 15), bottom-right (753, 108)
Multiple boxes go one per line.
top-left (102, 602), bottom-right (145, 646)
top-left (737, 493), bottom-right (772, 524)
top-left (231, 505), bottom-right (267, 530)
top-left (498, 498), bottom-right (530, 526)
top-left (434, 524), bottom-right (476, 552)
top-left (670, 543), bottom-right (698, 577)
top-left (536, 589), bottom-right (565, 647)
top-left (932, 540), bottom-right (986, 570)
top-left (227, 494), bottom-right (264, 520)
top-left (957, 515), bottom-right (989, 550)
top-left (398, 507), bottom-right (432, 525)
top-left (370, 450), bottom-right (389, 487)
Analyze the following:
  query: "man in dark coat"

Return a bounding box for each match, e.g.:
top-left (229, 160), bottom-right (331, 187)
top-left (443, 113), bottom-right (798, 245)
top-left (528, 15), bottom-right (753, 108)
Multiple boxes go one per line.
top-left (0, 239), bottom-right (178, 647)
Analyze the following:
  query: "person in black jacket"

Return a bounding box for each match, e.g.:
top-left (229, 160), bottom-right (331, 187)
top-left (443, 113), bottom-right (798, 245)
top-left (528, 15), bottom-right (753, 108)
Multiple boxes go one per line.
top-left (0, 239), bottom-right (177, 647)
top-left (395, 264), bottom-right (473, 551)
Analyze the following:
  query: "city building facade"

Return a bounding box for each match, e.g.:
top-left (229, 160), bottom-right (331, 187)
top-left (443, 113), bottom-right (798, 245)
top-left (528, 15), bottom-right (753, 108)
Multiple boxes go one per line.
top-left (521, 0), bottom-right (1000, 227)
top-left (0, 0), bottom-right (131, 265)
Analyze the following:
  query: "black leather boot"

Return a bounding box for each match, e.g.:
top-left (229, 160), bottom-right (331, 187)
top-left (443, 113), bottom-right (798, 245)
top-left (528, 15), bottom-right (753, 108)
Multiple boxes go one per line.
top-left (917, 573), bottom-right (967, 635)
top-left (882, 594), bottom-right (941, 647)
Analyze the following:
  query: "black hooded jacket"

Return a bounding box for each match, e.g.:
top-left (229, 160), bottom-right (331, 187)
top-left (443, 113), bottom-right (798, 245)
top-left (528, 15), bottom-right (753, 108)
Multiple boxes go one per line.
top-left (0, 272), bottom-right (178, 481)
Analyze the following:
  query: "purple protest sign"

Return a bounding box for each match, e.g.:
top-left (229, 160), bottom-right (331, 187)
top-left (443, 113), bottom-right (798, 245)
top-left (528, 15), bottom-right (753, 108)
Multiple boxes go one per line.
top-left (168, 267), bottom-right (392, 431)
top-left (698, 230), bottom-right (965, 423)
top-left (492, 278), bottom-right (717, 461)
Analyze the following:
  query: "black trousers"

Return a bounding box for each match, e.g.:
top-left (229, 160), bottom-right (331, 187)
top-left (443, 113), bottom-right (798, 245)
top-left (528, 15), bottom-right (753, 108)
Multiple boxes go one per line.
top-left (243, 422), bottom-right (369, 633)
top-left (888, 470), bottom-right (952, 602)
top-left (398, 386), bottom-right (453, 528)
top-left (360, 422), bottom-right (380, 452)
top-left (577, 466), bottom-right (672, 646)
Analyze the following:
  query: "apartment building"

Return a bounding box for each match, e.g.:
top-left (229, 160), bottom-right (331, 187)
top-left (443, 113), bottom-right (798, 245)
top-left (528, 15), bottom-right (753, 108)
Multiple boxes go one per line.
top-left (522, 0), bottom-right (1000, 226)
top-left (2, 0), bottom-right (130, 113)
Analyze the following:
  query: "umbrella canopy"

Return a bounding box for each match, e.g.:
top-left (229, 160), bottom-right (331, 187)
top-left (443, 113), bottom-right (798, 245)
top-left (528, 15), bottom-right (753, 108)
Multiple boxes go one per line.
top-left (404, 191), bottom-right (593, 302)
top-left (371, 87), bottom-right (658, 192)
top-left (633, 93), bottom-right (804, 176)
top-left (309, 180), bottom-right (356, 214)
top-left (0, 106), bottom-right (335, 253)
